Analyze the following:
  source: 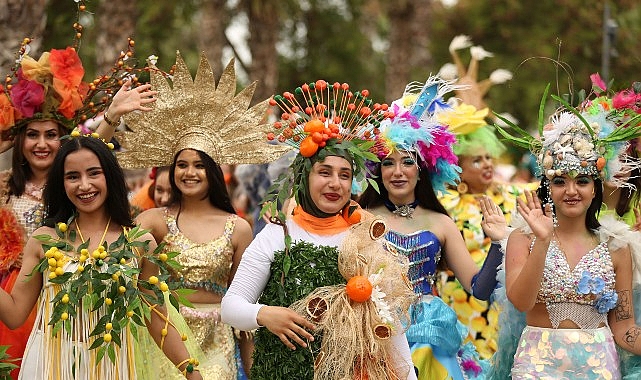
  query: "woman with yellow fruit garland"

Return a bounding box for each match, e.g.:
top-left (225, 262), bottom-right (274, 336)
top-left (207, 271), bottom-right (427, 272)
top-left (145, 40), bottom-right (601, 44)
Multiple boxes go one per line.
top-left (0, 33), bottom-right (156, 376)
top-left (0, 134), bottom-right (209, 379)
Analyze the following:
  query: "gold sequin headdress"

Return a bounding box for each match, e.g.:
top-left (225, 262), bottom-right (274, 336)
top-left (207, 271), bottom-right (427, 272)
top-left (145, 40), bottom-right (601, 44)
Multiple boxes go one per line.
top-left (117, 52), bottom-right (292, 168)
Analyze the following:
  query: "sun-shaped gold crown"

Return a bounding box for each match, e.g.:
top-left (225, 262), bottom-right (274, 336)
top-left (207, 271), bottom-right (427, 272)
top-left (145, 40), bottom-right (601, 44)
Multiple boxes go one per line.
top-left (117, 51), bottom-right (291, 168)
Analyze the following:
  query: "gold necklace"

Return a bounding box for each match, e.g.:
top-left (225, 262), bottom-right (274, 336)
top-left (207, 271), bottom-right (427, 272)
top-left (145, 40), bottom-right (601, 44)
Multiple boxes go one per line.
top-left (75, 217), bottom-right (111, 245)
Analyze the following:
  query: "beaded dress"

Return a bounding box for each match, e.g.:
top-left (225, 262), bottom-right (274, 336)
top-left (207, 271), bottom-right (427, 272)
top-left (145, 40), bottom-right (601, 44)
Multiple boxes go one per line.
top-left (511, 239), bottom-right (620, 379)
top-left (161, 210), bottom-right (239, 379)
top-left (385, 229), bottom-right (487, 380)
top-left (0, 170), bottom-right (44, 377)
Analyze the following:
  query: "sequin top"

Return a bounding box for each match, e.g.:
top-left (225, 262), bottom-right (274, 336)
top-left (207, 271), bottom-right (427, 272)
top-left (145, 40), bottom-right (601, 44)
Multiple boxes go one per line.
top-left (536, 239), bottom-right (615, 306)
top-left (163, 211), bottom-right (237, 296)
top-left (384, 230), bottom-right (441, 295)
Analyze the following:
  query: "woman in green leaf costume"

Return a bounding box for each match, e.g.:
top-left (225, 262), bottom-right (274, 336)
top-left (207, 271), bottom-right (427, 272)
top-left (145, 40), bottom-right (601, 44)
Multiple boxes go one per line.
top-left (0, 135), bottom-right (206, 379)
top-left (222, 80), bottom-right (418, 380)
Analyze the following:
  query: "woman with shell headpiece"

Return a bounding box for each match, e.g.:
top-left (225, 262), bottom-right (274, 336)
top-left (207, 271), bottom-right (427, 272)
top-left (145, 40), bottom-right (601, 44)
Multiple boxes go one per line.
top-left (118, 52), bottom-right (290, 379)
top-left (495, 83), bottom-right (641, 379)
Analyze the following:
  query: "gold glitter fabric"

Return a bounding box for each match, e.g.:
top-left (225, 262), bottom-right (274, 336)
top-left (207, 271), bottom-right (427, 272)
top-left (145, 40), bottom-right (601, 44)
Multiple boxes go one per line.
top-left (162, 211), bottom-right (236, 296)
top-left (179, 304), bottom-right (237, 376)
top-left (117, 52), bottom-right (291, 168)
top-left (512, 326), bottom-right (620, 379)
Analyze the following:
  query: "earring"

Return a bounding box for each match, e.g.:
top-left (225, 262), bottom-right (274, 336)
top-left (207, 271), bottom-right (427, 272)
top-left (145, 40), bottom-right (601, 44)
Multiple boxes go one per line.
top-left (546, 186), bottom-right (558, 227)
top-left (456, 181), bottom-right (468, 195)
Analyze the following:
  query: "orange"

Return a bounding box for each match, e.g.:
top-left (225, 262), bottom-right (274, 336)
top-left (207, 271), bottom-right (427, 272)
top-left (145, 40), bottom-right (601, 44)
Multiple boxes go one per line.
top-left (345, 276), bottom-right (372, 302)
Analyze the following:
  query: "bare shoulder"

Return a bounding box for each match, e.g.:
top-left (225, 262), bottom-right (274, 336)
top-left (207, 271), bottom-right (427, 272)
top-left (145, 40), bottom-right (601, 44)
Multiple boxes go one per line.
top-left (135, 207), bottom-right (169, 243)
top-left (231, 215), bottom-right (252, 241)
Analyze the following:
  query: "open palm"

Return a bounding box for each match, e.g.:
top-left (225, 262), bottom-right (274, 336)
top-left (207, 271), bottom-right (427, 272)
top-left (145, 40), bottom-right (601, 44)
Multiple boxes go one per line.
top-left (516, 190), bottom-right (553, 239)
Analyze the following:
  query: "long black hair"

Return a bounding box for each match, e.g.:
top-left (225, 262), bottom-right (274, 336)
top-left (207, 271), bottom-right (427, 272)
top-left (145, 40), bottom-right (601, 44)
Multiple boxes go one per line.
top-left (8, 122), bottom-right (65, 199)
top-left (43, 136), bottom-right (134, 228)
top-left (358, 161), bottom-right (449, 216)
top-left (536, 176), bottom-right (603, 230)
top-left (169, 149), bottom-right (236, 214)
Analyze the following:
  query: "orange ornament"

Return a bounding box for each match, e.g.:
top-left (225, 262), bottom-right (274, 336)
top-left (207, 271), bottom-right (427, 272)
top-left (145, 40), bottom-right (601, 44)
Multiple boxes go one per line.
top-left (299, 136), bottom-right (319, 157)
top-left (304, 119), bottom-right (325, 133)
top-left (343, 206), bottom-right (361, 224)
top-left (596, 156), bottom-right (606, 171)
top-left (345, 275), bottom-right (372, 302)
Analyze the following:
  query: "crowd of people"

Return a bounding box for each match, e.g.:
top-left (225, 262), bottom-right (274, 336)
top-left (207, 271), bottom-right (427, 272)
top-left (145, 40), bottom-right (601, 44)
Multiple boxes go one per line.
top-left (1, 25), bottom-right (641, 380)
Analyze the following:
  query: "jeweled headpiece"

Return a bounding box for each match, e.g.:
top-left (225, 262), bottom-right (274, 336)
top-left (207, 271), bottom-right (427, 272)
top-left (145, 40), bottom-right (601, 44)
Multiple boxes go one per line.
top-left (371, 77), bottom-right (461, 194)
top-left (496, 80), bottom-right (641, 186)
top-left (263, 81), bottom-right (391, 219)
top-left (117, 52), bottom-right (291, 168)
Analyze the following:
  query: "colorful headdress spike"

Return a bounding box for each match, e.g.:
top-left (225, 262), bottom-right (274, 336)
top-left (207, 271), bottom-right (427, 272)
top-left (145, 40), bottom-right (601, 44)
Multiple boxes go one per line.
top-left (495, 80), bottom-right (641, 187)
top-left (117, 51), bottom-right (292, 168)
top-left (268, 80), bottom-right (393, 157)
top-left (63, 128), bottom-right (115, 150)
top-left (371, 76), bottom-right (462, 194)
top-left (262, 81), bottom-right (391, 221)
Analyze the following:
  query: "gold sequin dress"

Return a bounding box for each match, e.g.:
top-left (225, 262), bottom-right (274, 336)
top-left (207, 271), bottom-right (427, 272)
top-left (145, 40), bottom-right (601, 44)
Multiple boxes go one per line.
top-left (163, 210), bottom-right (239, 377)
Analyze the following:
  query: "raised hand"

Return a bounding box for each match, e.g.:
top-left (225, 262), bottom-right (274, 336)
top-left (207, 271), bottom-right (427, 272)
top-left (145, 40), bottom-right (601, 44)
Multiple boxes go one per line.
top-left (479, 195), bottom-right (507, 242)
top-left (107, 79), bottom-right (158, 119)
top-left (516, 190), bottom-right (553, 240)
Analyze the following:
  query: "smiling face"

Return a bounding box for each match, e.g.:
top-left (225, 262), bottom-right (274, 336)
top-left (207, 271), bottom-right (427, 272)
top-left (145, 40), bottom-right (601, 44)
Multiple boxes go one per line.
top-left (22, 120), bottom-right (62, 174)
top-left (308, 155), bottom-right (353, 214)
top-left (459, 148), bottom-right (494, 194)
top-left (380, 150), bottom-right (419, 205)
top-left (173, 149), bottom-right (209, 199)
top-left (550, 174), bottom-right (596, 219)
top-left (63, 148), bottom-right (107, 215)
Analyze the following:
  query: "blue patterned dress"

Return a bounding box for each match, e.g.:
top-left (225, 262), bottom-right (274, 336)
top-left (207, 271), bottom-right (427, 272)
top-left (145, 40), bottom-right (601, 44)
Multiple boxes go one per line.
top-left (385, 230), bottom-right (488, 380)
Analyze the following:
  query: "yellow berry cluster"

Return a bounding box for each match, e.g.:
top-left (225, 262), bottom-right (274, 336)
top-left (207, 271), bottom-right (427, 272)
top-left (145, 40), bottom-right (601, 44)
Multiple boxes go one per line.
top-left (45, 247), bottom-right (69, 280)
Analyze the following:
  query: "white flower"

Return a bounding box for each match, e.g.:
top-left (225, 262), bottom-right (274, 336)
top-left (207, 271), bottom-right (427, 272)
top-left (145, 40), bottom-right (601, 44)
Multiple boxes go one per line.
top-left (147, 55), bottom-right (158, 66)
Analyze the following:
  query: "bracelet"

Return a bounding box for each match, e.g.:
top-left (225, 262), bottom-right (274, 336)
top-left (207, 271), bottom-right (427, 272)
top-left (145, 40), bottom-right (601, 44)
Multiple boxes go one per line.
top-left (176, 357), bottom-right (199, 376)
top-left (103, 109), bottom-right (121, 128)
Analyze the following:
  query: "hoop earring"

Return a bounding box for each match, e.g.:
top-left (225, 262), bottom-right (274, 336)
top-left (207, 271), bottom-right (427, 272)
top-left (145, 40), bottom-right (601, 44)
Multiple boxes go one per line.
top-left (456, 181), bottom-right (468, 195)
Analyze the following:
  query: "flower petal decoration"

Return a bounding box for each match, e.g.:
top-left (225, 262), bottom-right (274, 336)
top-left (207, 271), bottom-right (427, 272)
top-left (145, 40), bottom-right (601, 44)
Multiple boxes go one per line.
top-left (0, 91), bottom-right (16, 131)
top-left (9, 70), bottom-right (45, 118)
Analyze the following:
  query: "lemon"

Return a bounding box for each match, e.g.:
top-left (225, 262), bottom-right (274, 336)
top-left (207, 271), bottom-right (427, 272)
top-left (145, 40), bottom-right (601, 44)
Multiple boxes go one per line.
top-left (159, 282), bottom-right (169, 292)
top-left (118, 286), bottom-right (126, 294)
top-left (48, 258), bottom-right (57, 267)
top-left (80, 248), bottom-right (89, 256)
top-left (148, 276), bottom-right (159, 285)
top-left (103, 333), bottom-right (112, 343)
top-left (159, 253), bottom-right (168, 262)
top-left (55, 267), bottom-right (65, 276)
top-left (57, 222), bottom-right (68, 232)
top-left (61, 312), bottom-right (69, 320)
top-left (105, 298), bottom-right (112, 305)
top-left (126, 310), bottom-right (134, 317)
top-left (106, 322), bottom-right (113, 331)
top-left (61, 294), bottom-right (69, 304)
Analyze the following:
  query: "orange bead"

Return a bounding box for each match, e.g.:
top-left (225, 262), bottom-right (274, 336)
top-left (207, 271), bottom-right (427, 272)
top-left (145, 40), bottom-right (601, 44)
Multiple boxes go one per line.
top-left (345, 275), bottom-right (372, 302)
top-left (304, 119), bottom-right (325, 133)
top-left (299, 136), bottom-right (319, 157)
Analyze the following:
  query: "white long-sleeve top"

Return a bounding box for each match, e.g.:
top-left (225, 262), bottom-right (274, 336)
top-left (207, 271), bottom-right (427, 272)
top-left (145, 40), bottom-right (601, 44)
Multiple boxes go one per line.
top-left (221, 219), bottom-right (417, 380)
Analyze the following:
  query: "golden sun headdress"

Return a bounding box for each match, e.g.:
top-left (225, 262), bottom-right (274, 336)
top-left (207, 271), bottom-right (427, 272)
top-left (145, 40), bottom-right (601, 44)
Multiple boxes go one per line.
top-left (117, 52), bottom-right (292, 168)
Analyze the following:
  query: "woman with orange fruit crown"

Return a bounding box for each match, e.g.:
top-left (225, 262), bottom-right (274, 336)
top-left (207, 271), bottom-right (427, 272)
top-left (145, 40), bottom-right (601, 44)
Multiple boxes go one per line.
top-left (222, 80), bottom-right (418, 380)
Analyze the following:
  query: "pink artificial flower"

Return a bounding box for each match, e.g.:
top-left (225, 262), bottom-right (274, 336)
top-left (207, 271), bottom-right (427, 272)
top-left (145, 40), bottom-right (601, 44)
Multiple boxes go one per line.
top-left (9, 69), bottom-right (45, 118)
top-left (590, 73), bottom-right (607, 94)
top-left (613, 90), bottom-right (637, 110)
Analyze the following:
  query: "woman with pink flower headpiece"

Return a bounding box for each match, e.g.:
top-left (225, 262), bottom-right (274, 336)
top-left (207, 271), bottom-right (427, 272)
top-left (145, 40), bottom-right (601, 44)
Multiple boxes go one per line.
top-left (0, 38), bottom-right (155, 376)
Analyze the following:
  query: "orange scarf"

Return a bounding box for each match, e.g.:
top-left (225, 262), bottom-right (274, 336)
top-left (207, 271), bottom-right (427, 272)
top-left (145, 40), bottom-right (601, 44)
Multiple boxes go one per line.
top-left (291, 201), bottom-right (365, 236)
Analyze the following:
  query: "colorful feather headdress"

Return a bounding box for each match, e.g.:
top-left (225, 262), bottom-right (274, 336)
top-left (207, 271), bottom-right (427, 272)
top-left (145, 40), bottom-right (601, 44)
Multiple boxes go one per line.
top-left (495, 76), bottom-right (641, 186)
top-left (263, 81), bottom-right (391, 220)
top-left (371, 77), bottom-right (461, 194)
